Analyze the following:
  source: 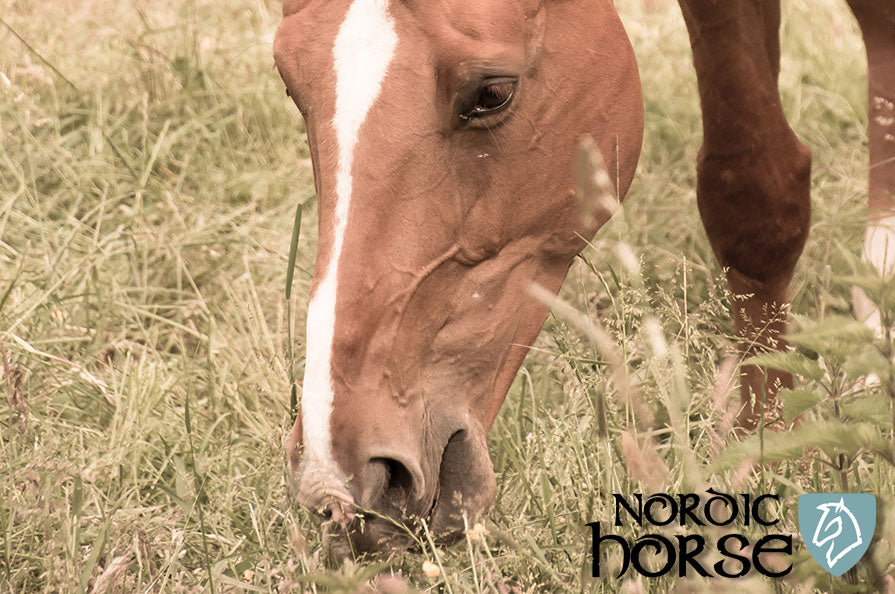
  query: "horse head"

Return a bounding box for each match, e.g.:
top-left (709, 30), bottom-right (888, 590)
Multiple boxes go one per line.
top-left (811, 498), bottom-right (864, 569)
top-left (274, 0), bottom-right (643, 554)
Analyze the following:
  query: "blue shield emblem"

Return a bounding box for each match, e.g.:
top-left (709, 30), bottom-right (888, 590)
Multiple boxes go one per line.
top-left (798, 493), bottom-right (876, 576)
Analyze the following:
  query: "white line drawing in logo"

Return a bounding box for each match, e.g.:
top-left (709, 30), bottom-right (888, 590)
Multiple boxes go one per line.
top-left (811, 497), bottom-right (863, 569)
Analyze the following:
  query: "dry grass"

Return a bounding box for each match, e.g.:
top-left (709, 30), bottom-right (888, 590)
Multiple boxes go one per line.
top-left (1, 0), bottom-right (892, 592)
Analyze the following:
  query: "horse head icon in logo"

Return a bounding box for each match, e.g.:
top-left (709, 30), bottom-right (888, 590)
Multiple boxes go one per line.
top-left (811, 498), bottom-right (863, 568)
top-left (799, 493), bottom-right (876, 577)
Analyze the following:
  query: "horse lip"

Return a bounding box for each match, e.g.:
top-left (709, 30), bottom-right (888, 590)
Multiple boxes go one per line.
top-left (293, 456), bottom-right (355, 519)
top-left (298, 484), bottom-right (356, 519)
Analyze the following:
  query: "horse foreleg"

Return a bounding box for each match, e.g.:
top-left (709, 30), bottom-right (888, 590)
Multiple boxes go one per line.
top-left (678, 0), bottom-right (812, 429)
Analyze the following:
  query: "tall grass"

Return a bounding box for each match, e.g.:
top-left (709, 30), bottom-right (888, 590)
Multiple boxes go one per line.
top-left (1, 0), bottom-right (890, 592)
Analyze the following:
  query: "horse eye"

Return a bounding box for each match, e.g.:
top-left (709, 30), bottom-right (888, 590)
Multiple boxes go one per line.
top-left (461, 77), bottom-right (517, 121)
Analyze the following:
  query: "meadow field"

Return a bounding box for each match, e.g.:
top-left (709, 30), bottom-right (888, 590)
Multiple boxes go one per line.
top-left (2, 0), bottom-right (893, 591)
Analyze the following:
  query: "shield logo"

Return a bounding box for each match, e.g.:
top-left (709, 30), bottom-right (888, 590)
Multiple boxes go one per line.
top-left (798, 493), bottom-right (876, 577)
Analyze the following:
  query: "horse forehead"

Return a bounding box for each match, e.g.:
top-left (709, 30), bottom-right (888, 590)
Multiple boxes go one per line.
top-left (278, 0), bottom-right (531, 83)
top-left (444, 0), bottom-right (526, 41)
top-left (274, 1), bottom-right (346, 87)
top-left (405, 0), bottom-right (528, 45)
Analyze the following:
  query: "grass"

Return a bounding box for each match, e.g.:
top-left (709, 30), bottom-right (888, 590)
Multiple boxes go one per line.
top-left (0, 0), bottom-right (892, 591)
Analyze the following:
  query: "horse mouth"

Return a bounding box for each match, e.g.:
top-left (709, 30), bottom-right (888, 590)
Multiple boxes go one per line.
top-left (323, 509), bottom-right (424, 559)
top-left (317, 484), bottom-right (443, 558)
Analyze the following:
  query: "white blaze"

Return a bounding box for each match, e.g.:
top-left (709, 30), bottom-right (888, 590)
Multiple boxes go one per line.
top-left (299, 0), bottom-right (398, 497)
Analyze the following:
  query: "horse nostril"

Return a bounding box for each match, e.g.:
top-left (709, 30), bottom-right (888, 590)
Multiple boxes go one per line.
top-left (363, 456), bottom-right (420, 514)
top-left (437, 431), bottom-right (467, 491)
top-left (429, 427), bottom-right (496, 542)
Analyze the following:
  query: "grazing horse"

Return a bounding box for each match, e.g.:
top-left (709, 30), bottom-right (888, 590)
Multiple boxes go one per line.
top-left (273, 0), bottom-right (895, 553)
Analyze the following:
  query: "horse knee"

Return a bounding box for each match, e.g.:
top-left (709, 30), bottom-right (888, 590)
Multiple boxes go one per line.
top-left (696, 133), bottom-right (812, 286)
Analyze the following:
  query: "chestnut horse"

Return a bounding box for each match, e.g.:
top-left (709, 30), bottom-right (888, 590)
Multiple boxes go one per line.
top-left (273, 0), bottom-right (895, 553)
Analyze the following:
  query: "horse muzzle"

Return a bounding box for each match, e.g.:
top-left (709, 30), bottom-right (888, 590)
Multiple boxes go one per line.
top-left (289, 415), bottom-right (496, 556)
